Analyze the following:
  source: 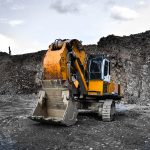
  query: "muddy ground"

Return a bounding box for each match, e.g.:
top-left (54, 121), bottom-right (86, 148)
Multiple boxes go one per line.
top-left (0, 95), bottom-right (150, 150)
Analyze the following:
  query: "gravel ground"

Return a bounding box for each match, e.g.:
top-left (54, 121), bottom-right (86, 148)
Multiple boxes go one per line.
top-left (0, 95), bottom-right (150, 150)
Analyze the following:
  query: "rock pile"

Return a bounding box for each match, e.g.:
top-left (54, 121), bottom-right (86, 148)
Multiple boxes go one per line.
top-left (0, 31), bottom-right (150, 104)
top-left (0, 51), bottom-right (46, 94)
top-left (96, 31), bottom-right (150, 104)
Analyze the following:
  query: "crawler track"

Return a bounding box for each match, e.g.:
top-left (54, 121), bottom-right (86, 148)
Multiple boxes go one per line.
top-left (102, 100), bottom-right (115, 121)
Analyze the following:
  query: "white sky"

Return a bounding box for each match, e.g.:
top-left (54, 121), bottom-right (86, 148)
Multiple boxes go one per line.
top-left (0, 0), bottom-right (150, 54)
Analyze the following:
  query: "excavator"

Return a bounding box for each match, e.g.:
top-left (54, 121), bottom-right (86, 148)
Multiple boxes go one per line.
top-left (29, 39), bottom-right (123, 126)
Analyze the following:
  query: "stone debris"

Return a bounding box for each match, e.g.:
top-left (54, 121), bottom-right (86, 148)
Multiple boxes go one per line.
top-left (0, 31), bottom-right (150, 104)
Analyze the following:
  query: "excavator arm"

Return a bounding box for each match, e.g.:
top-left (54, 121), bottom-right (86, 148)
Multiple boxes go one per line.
top-left (29, 39), bottom-right (87, 126)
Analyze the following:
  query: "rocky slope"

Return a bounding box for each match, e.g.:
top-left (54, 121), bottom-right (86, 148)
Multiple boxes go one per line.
top-left (0, 31), bottom-right (150, 103)
top-left (97, 31), bottom-right (150, 104)
top-left (0, 51), bottom-right (46, 94)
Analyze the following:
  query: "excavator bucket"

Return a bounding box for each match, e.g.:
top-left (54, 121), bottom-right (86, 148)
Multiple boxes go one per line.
top-left (29, 80), bottom-right (78, 126)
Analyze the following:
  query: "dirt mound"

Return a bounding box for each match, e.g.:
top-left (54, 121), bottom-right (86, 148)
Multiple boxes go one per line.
top-left (0, 31), bottom-right (150, 104)
top-left (97, 31), bottom-right (150, 104)
top-left (0, 51), bottom-right (46, 94)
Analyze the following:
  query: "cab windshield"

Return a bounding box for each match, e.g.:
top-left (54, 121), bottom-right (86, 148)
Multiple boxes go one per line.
top-left (89, 57), bottom-right (102, 80)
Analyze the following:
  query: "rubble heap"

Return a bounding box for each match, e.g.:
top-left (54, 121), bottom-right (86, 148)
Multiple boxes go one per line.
top-left (0, 51), bottom-right (46, 94)
top-left (0, 31), bottom-right (150, 104)
top-left (97, 31), bottom-right (150, 104)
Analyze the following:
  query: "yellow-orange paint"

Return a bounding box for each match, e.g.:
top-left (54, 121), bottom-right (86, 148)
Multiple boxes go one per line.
top-left (43, 40), bottom-right (86, 81)
top-left (43, 43), bottom-right (67, 79)
top-left (88, 80), bottom-right (103, 95)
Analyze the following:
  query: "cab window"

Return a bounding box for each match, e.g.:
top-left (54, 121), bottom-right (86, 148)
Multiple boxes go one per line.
top-left (104, 61), bottom-right (108, 76)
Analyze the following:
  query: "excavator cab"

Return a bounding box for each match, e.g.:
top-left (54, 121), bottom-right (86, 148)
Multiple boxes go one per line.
top-left (88, 56), bottom-right (110, 82)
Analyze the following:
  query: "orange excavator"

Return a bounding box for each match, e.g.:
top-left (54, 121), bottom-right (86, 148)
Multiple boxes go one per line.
top-left (29, 39), bottom-right (123, 126)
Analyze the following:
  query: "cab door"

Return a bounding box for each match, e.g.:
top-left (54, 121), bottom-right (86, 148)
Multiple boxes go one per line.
top-left (102, 59), bottom-right (110, 82)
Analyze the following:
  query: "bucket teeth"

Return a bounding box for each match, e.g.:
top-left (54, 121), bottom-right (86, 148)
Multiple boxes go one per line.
top-left (28, 116), bottom-right (64, 125)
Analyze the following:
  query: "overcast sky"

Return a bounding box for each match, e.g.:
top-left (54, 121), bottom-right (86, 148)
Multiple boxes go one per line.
top-left (0, 0), bottom-right (150, 54)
